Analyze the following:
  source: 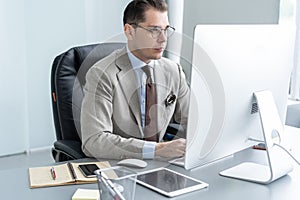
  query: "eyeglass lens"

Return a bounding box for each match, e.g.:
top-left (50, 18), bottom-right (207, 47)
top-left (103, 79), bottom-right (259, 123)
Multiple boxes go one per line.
top-left (152, 27), bottom-right (174, 38)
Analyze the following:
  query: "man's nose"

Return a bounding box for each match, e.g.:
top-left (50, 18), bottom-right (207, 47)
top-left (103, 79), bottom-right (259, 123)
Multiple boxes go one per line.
top-left (157, 30), bottom-right (167, 42)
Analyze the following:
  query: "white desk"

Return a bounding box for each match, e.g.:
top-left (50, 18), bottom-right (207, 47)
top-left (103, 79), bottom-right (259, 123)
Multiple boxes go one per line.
top-left (1, 126), bottom-right (300, 199)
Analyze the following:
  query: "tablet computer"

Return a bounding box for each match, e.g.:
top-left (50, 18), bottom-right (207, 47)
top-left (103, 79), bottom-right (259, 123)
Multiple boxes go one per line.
top-left (136, 168), bottom-right (208, 197)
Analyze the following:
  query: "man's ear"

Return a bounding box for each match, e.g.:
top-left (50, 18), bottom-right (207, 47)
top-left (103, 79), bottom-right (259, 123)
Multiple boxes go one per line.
top-left (124, 24), bottom-right (135, 40)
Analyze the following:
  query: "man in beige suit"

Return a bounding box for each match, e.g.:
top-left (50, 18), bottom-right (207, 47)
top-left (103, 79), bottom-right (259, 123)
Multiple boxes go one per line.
top-left (81, 0), bottom-right (190, 160)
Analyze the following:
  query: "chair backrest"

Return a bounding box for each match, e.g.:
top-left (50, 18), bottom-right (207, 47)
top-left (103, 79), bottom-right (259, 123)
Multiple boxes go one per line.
top-left (51, 43), bottom-right (125, 143)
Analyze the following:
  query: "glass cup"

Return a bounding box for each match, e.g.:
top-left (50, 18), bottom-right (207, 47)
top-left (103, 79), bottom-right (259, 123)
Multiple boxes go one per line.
top-left (95, 166), bottom-right (137, 200)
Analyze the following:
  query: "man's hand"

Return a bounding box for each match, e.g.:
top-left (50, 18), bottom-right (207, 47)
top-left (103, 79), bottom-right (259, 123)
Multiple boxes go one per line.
top-left (154, 138), bottom-right (186, 158)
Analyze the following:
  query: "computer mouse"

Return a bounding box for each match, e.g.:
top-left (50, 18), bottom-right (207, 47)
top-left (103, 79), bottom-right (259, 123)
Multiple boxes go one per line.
top-left (117, 158), bottom-right (148, 168)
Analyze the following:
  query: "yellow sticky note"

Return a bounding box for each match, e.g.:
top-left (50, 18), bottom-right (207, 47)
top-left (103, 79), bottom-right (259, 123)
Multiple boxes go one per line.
top-left (72, 188), bottom-right (100, 200)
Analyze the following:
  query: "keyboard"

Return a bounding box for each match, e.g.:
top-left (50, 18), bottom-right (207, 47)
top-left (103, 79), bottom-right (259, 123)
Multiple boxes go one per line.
top-left (169, 156), bottom-right (185, 167)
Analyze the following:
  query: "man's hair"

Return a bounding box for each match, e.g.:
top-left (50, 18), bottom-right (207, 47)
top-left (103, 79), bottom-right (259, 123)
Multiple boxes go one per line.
top-left (123, 0), bottom-right (168, 25)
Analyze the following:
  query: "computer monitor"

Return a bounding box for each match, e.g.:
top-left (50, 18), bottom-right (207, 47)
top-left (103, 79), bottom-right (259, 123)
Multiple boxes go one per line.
top-left (183, 24), bottom-right (295, 183)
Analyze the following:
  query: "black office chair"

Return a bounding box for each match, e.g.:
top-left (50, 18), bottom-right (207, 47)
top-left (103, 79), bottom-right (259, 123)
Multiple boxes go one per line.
top-left (51, 42), bottom-right (181, 162)
top-left (51, 43), bottom-right (125, 162)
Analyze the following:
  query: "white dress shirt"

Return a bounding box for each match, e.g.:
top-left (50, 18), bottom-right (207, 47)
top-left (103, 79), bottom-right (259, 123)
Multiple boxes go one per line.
top-left (126, 46), bottom-right (156, 159)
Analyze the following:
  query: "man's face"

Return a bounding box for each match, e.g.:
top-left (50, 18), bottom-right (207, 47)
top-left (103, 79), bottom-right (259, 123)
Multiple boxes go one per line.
top-left (128, 8), bottom-right (169, 63)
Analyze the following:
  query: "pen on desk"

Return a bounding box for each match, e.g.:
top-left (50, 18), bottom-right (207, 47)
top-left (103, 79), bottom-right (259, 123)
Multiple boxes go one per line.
top-left (50, 167), bottom-right (56, 180)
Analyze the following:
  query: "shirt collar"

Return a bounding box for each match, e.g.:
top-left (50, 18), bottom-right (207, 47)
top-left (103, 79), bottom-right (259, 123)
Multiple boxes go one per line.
top-left (126, 45), bottom-right (155, 70)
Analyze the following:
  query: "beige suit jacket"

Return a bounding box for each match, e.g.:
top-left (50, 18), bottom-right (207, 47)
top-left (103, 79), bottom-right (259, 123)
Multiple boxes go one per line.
top-left (81, 47), bottom-right (190, 159)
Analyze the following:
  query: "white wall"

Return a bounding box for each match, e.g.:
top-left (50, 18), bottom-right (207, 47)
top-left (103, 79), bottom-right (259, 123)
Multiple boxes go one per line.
top-left (85, 0), bottom-right (131, 43)
top-left (0, 0), bottom-right (28, 155)
top-left (0, 0), bottom-right (130, 156)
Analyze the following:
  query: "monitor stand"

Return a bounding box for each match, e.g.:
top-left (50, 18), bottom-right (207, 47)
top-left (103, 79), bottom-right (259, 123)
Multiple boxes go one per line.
top-left (219, 90), bottom-right (293, 184)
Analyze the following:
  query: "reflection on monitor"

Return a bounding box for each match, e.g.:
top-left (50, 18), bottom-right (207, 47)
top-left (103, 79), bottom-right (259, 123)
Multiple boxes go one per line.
top-left (185, 24), bottom-right (295, 178)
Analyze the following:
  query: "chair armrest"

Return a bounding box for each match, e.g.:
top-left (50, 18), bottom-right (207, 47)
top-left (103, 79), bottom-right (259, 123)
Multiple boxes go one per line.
top-left (163, 123), bottom-right (184, 141)
top-left (52, 140), bottom-right (87, 162)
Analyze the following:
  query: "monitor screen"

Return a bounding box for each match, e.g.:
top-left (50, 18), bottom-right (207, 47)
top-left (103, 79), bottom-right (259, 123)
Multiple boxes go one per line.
top-left (184, 24), bottom-right (295, 170)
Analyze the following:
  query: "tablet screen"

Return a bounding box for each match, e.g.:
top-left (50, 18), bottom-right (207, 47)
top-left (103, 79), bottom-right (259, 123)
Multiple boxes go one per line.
top-left (136, 168), bottom-right (208, 197)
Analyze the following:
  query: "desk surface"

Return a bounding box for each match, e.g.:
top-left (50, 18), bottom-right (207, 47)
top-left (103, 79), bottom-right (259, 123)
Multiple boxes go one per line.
top-left (2, 126), bottom-right (300, 200)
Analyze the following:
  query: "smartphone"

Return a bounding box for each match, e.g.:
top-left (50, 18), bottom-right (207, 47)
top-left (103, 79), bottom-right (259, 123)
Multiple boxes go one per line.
top-left (78, 164), bottom-right (99, 178)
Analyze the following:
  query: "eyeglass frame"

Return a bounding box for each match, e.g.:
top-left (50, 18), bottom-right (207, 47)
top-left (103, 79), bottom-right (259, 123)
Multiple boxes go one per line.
top-left (129, 23), bottom-right (175, 39)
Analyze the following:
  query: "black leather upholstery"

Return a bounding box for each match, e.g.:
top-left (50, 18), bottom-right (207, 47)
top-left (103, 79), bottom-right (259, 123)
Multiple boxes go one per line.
top-left (51, 43), bottom-right (125, 162)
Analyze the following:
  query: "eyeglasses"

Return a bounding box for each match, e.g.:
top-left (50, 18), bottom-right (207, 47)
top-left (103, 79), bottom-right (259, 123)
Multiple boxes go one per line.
top-left (130, 23), bottom-right (175, 39)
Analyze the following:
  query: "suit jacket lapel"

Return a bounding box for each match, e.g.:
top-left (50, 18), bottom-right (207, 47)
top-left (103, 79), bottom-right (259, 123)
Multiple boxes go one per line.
top-left (115, 48), bottom-right (143, 134)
